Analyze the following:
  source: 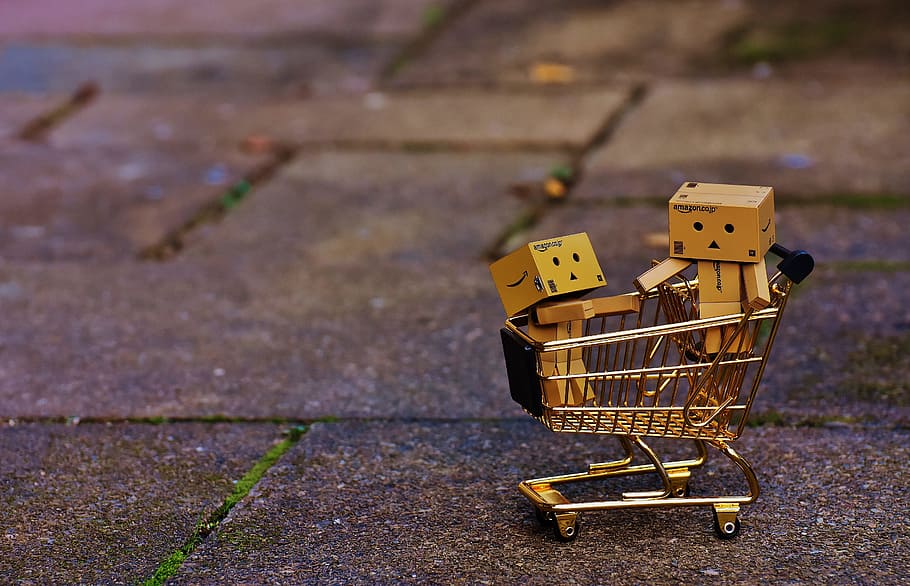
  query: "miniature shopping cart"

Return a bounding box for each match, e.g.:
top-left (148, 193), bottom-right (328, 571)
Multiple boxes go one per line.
top-left (499, 257), bottom-right (811, 541)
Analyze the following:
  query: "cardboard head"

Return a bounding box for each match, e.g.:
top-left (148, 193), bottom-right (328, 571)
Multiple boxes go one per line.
top-left (490, 233), bottom-right (605, 316)
top-left (668, 182), bottom-right (776, 263)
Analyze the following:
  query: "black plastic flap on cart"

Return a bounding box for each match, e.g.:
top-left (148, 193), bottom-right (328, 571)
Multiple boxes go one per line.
top-left (500, 328), bottom-right (543, 418)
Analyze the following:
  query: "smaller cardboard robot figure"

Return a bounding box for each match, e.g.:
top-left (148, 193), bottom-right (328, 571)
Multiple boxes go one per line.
top-left (491, 233), bottom-right (637, 407)
top-left (634, 182), bottom-right (777, 354)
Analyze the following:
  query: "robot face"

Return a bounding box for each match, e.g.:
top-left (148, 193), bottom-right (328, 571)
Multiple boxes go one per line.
top-left (668, 183), bottom-right (776, 263)
top-left (490, 233), bottom-right (605, 316)
top-left (535, 237), bottom-right (603, 295)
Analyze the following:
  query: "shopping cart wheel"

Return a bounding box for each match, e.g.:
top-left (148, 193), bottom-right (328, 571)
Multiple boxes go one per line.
top-left (673, 484), bottom-right (692, 498)
top-left (712, 509), bottom-right (741, 540)
top-left (552, 513), bottom-right (579, 542)
top-left (533, 506), bottom-right (551, 527)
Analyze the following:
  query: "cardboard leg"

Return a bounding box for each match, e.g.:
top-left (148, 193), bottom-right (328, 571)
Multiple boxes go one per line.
top-left (531, 320), bottom-right (590, 407)
top-left (705, 325), bottom-right (748, 354)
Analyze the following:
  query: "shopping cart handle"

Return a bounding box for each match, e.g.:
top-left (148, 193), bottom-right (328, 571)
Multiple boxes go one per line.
top-left (769, 243), bottom-right (814, 284)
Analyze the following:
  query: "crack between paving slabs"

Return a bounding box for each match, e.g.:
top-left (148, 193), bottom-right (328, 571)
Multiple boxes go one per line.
top-left (139, 144), bottom-right (298, 261)
top-left (572, 192), bottom-right (910, 211)
top-left (16, 81), bottom-right (99, 141)
top-left (139, 82), bottom-right (653, 264)
top-left (7, 414), bottom-right (898, 432)
top-left (378, 0), bottom-right (482, 84)
top-left (483, 83), bottom-right (650, 261)
top-left (140, 423), bottom-right (309, 586)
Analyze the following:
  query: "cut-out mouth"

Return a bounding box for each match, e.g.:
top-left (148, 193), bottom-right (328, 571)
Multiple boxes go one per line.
top-left (708, 240), bottom-right (720, 249)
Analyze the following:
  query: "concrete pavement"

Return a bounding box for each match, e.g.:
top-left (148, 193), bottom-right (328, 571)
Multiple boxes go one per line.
top-left (1, 1), bottom-right (907, 583)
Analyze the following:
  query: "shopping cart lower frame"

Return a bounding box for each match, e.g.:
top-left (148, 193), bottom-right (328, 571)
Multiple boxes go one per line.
top-left (500, 272), bottom-right (794, 541)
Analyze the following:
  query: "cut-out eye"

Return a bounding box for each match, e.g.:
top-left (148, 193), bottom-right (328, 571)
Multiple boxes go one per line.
top-left (572, 253), bottom-right (580, 262)
top-left (693, 222), bottom-right (703, 231)
top-left (724, 224), bottom-right (735, 233)
top-left (552, 256), bottom-right (560, 266)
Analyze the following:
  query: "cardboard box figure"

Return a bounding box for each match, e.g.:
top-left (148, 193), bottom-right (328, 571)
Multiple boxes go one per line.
top-left (491, 233), bottom-right (606, 407)
top-left (634, 182), bottom-right (776, 354)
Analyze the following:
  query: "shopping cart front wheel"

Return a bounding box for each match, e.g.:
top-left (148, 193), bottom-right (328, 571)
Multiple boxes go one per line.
top-left (712, 503), bottom-right (742, 540)
top-left (553, 512), bottom-right (579, 542)
top-left (534, 507), bottom-right (579, 542)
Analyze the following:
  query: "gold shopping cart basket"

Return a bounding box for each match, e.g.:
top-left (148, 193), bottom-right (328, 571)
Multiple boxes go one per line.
top-left (499, 249), bottom-right (812, 541)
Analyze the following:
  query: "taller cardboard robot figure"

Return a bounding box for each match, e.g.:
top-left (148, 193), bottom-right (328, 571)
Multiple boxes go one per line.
top-left (634, 182), bottom-right (776, 354)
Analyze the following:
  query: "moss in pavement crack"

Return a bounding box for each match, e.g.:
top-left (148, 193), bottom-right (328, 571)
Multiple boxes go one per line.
top-left (141, 425), bottom-right (307, 586)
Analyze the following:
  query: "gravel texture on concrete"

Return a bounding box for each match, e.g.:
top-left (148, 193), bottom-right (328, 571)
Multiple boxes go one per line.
top-left (0, 422), bottom-right (283, 584)
top-left (173, 420), bottom-right (909, 584)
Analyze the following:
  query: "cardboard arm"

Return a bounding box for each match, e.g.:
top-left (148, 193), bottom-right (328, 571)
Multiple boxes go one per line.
top-left (533, 294), bottom-right (641, 325)
top-left (634, 257), bottom-right (691, 293)
top-left (590, 293), bottom-right (641, 316)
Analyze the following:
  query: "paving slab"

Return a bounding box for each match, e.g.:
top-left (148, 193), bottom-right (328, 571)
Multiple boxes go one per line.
top-left (760, 268), bottom-right (910, 424)
top-left (50, 87), bottom-right (630, 149)
top-left (0, 0), bottom-right (444, 40)
top-left (0, 42), bottom-right (398, 97)
top-left (508, 204), bottom-right (910, 424)
top-left (173, 420), bottom-right (909, 584)
top-left (0, 260), bottom-right (283, 418)
top-left (184, 151), bottom-right (576, 419)
top-left (0, 421), bottom-right (282, 584)
top-left (574, 78), bottom-right (910, 201)
top-left (0, 142), bottom-right (263, 260)
top-left (0, 152), bottom-right (566, 419)
top-left (392, 0), bottom-right (750, 86)
top-left (720, 0), bottom-right (910, 70)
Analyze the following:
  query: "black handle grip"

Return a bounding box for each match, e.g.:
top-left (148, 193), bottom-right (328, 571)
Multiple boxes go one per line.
top-left (769, 243), bottom-right (814, 284)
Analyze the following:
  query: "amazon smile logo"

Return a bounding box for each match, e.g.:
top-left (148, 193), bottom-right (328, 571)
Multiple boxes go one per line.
top-left (506, 271), bottom-right (528, 287)
top-left (504, 271), bottom-right (544, 292)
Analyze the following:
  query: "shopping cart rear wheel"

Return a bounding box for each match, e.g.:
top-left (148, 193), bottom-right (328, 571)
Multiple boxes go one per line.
top-left (552, 513), bottom-right (579, 542)
top-left (534, 506), bottom-right (551, 527)
top-left (712, 513), bottom-right (741, 540)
